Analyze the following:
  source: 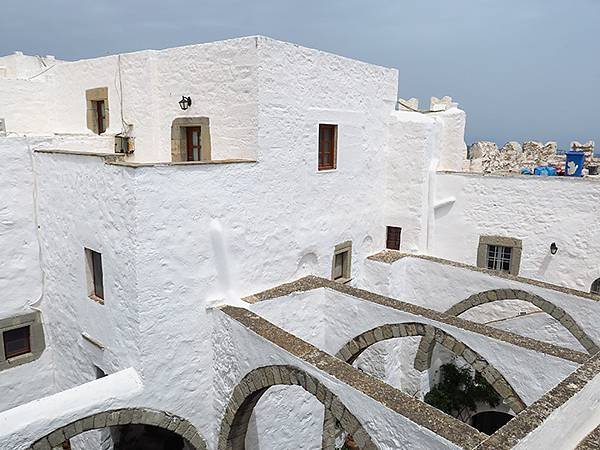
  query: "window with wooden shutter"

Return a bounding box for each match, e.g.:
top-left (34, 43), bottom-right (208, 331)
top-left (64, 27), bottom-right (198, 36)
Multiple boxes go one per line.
top-left (318, 124), bottom-right (337, 170)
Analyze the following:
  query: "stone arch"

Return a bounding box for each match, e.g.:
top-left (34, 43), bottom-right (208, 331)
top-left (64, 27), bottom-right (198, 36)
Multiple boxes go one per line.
top-left (445, 289), bottom-right (599, 354)
top-left (335, 322), bottom-right (526, 413)
top-left (29, 407), bottom-right (207, 450)
top-left (218, 365), bottom-right (377, 450)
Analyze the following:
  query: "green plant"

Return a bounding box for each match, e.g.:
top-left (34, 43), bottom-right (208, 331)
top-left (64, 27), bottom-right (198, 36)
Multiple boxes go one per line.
top-left (424, 363), bottom-right (501, 422)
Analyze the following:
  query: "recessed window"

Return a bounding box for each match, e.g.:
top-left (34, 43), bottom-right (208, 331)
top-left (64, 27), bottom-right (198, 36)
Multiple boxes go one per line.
top-left (386, 226), bottom-right (402, 250)
top-left (476, 236), bottom-right (522, 276)
top-left (331, 241), bottom-right (352, 282)
top-left (0, 312), bottom-right (45, 371)
top-left (318, 124), bottom-right (337, 171)
top-left (591, 278), bottom-right (600, 295)
top-left (3, 326), bottom-right (31, 359)
top-left (86, 87), bottom-right (109, 135)
top-left (85, 248), bottom-right (104, 302)
top-left (171, 117), bottom-right (212, 162)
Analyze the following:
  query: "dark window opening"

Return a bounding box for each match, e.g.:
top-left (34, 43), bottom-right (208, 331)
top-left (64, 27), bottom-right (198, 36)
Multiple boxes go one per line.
top-left (591, 278), bottom-right (600, 295)
top-left (471, 411), bottom-right (514, 435)
top-left (86, 248), bottom-right (104, 300)
top-left (185, 126), bottom-right (202, 161)
top-left (386, 226), bottom-right (402, 250)
top-left (93, 100), bottom-right (106, 134)
top-left (3, 326), bottom-right (31, 359)
top-left (487, 245), bottom-right (512, 273)
top-left (318, 124), bottom-right (337, 170)
top-left (95, 365), bottom-right (107, 379)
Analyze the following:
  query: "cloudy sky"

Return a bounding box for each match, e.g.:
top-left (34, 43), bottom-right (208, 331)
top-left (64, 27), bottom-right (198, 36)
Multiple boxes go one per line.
top-left (2, 0), bottom-right (598, 147)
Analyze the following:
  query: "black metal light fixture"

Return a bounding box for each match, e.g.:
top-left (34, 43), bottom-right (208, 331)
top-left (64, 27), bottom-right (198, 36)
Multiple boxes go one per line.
top-left (179, 96), bottom-right (192, 110)
top-left (550, 242), bottom-right (558, 255)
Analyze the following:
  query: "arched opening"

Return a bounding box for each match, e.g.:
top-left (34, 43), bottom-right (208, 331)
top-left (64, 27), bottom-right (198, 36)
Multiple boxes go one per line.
top-left (471, 411), bottom-right (514, 435)
top-left (218, 365), bottom-right (376, 450)
top-left (591, 278), bottom-right (600, 295)
top-left (335, 323), bottom-right (526, 413)
top-left (29, 408), bottom-right (206, 450)
top-left (445, 289), bottom-right (598, 354)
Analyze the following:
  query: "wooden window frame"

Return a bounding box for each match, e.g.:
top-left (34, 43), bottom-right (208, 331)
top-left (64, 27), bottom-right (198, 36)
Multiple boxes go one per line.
top-left (185, 126), bottom-right (203, 161)
top-left (386, 226), bottom-right (402, 251)
top-left (86, 87), bottom-right (109, 135)
top-left (3, 325), bottom-right (31, 359)
top-left (318, 124), bottom-right (338, 171)
top-left (331, 241), bottom-right (352, 283)
top-left (94, 100), bottom-right (106, 134)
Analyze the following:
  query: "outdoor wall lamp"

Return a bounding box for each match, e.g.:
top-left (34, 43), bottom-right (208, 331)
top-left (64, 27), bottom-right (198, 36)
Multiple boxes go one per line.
top-left (179, 96), bottom-right (192, 110)
top-left (550, 242), bottom-right (558, 255)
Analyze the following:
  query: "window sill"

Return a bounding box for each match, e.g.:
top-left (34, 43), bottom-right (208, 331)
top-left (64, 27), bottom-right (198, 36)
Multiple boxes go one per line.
top-left (88, 294), bottom-right (105, 305)
top-left (317, 168), bottom-right (337, 173)
top-left (333, 277), bottom-right (352, 285)
top-left (5, 352), bottom-right (34, 364)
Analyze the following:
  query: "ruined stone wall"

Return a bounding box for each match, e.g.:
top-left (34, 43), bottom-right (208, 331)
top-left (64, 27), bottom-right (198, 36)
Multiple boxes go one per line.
top-left (466, 140), bottom-right (598, 174)
top-left (467, 140), bottom-right (565, 173)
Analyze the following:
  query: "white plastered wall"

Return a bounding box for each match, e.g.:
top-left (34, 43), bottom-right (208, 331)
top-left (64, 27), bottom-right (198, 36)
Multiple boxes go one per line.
top-left (432, 172), bottom-right (600, 291)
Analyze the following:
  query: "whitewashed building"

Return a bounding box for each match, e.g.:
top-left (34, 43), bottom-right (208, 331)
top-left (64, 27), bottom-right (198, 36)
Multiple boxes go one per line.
top-left (1, 36), bottom-right (600, 450)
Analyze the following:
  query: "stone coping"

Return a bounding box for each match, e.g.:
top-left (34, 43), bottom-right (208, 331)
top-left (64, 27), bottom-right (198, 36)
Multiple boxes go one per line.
top-left (107, 159), bottom-right (257, 168)
top-left (576, 423), bottom-right (600, 449)
top-left (476, 353), bottom-right (600, 450)
top-left (220, 305), bottom-right (487, 449)
top-left (367, 250), bottom-right (600, 302)
top-left (34, 149), bottom-right (257, 168)
top-left (437, 170), bottom-right (600, 183)
top-left (34, 148), bottom-right (121, 158)
top-left (243, 276), bottom-right (589, 364)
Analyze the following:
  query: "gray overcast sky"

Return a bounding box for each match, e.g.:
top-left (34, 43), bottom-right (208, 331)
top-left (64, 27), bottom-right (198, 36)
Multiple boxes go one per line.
top-left (2, 0), bottom-right (598, 148)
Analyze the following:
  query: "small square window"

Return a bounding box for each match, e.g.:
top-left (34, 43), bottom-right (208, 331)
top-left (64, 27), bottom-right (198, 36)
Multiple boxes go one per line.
top-left (487, 245), bottom-right (512, 272)
top-left (318, 124), bottom-right (337, 171)
top-left (3, 326), bottom-right (31, 359)
top-left (386, 226), bottom-right (402, 250)
top-left (85, 248), bottom-right (104, 301)
top-left (477, 236), bottom-right (522, 276)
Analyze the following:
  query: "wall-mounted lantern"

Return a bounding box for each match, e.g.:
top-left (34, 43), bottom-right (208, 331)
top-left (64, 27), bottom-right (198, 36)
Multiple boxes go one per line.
top-left (550, 242), bottom-right (558, 255)
top-left (179, 96), bottom-right (192, 110)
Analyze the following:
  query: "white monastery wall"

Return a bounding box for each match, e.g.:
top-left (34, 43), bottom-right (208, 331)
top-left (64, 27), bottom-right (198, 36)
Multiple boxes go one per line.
top-left (214, 312), bottom-right (463, 450)
top-left (0, 137), bottom-right (55, 411)
top-left (0, 137), bottom-right (43, 315)
top-left (34, 152), bottom-right (142, 395)
top-left (432, 172), bottom-right (600, 291)
top-left (1, 37), bottom-right (260, 163)
top-left (8, 39), bottom-right (401, 447)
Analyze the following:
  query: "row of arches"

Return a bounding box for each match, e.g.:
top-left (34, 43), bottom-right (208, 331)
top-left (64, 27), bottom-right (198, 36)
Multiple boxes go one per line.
top-left (29, 288), bottom-right (597, 449)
